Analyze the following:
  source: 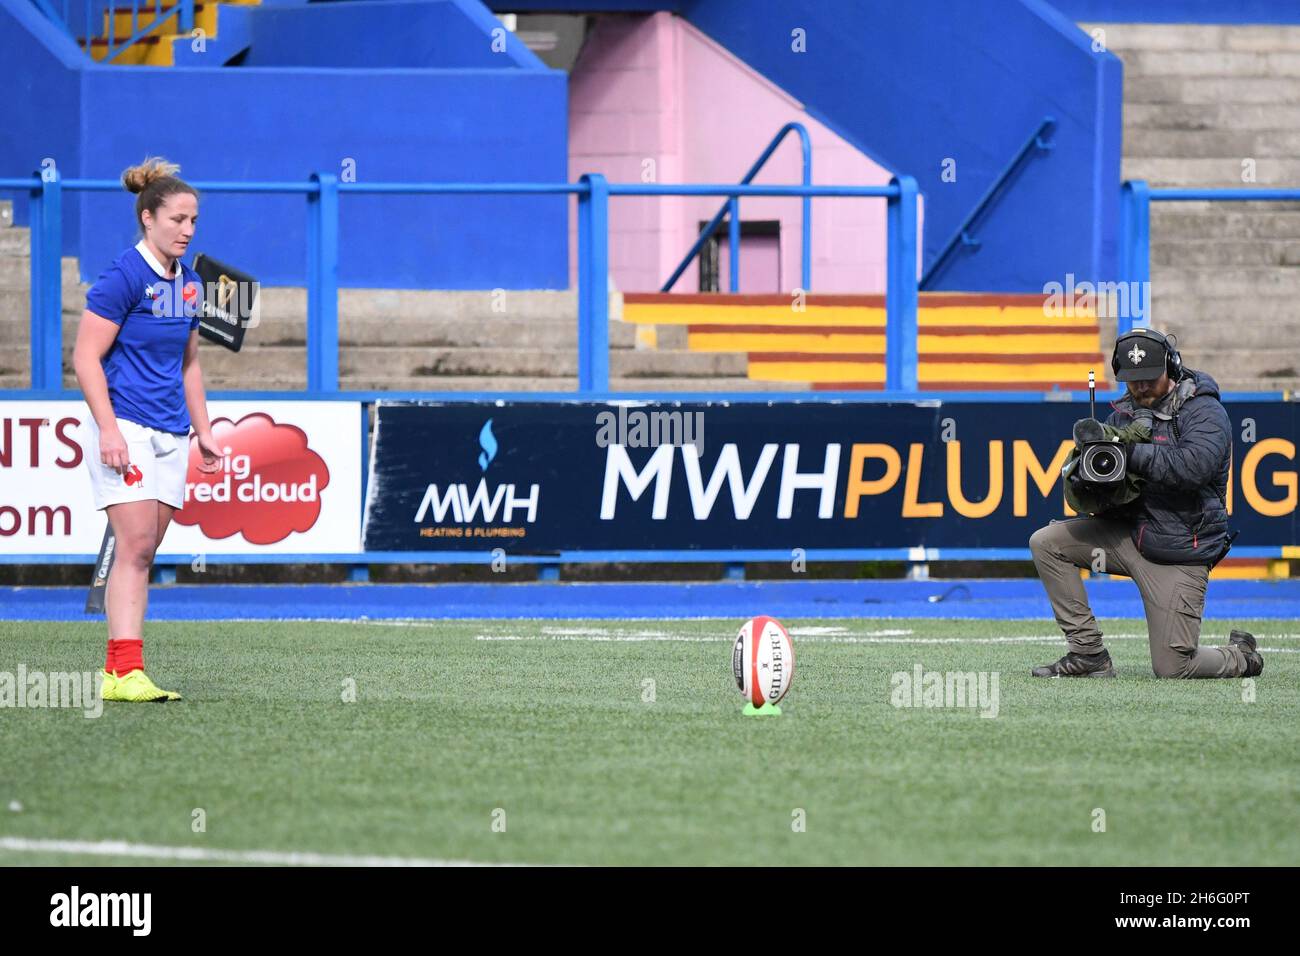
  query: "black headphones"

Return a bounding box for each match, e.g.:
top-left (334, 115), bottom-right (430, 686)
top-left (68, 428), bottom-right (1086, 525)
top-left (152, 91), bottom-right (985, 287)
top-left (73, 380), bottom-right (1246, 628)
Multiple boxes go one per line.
top-left (1112, 326), bottom-right (1182, 380)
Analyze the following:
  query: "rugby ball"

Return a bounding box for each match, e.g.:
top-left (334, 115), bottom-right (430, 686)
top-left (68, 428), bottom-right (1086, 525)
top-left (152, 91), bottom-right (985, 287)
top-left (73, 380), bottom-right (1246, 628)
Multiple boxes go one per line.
top-left (732, 616), bottom-right (795, 707)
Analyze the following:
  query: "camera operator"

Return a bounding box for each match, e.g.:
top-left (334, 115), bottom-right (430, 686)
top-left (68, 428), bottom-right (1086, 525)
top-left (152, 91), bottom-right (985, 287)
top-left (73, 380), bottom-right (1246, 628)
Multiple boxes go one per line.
top-left (1028, 328), bottom-right (1263, 679)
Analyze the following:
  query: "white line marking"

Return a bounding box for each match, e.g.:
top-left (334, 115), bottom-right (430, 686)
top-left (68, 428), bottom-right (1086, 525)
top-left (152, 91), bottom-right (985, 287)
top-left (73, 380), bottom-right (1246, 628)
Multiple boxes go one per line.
top-left (472, 631), bottom-right (1299, 650)
top-left (473, 632), bottom-right (1101, 644)
top-left (477, 634), bottom-right (724, 642)
top-left (0, 837), bottom-right (534, 868)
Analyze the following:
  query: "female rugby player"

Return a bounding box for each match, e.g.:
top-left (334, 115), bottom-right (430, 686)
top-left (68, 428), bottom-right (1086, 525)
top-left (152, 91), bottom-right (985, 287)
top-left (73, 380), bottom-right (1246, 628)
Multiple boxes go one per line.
top-left (72, 157), bottom-right (222, 702)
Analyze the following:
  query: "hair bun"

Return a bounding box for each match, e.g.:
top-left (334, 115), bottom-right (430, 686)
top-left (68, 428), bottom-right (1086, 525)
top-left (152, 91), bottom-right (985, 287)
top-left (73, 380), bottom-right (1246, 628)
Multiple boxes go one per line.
top-left (121, 157), bottom-right (182, 194)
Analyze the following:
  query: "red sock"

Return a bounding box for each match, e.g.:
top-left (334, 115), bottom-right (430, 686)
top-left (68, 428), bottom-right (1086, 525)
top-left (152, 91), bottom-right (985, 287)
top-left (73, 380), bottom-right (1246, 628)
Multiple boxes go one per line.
top-left (108, 638), bottom-right (143, 675)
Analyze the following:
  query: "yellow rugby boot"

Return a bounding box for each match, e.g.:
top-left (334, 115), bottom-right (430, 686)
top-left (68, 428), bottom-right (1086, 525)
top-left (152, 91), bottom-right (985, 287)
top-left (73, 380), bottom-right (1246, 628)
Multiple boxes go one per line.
top-left (102, 669), bottom-right (181, 702)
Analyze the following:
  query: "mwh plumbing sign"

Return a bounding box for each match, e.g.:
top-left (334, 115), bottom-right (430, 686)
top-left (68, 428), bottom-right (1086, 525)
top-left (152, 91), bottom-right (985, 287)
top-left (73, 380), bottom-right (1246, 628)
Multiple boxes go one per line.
top-left (361, 399), bottom-right (1298, 554)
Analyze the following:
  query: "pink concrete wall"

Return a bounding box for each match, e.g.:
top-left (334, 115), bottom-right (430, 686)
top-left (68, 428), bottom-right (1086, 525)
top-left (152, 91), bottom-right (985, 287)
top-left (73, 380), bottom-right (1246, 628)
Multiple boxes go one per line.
top-left (568, 12), bottom-right (920, 294)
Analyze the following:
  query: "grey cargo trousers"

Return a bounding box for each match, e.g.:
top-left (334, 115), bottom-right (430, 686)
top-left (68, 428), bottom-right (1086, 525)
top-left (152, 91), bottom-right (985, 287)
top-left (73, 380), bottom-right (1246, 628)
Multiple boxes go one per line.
top-left (1029, 516), bottom-right (1248, 679)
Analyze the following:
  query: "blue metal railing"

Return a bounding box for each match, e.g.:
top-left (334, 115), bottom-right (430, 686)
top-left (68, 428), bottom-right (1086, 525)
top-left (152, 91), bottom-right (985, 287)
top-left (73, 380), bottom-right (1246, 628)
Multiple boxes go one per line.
top-left (661, 122), bottom-right (813, 294)
top-left (33, 0), bottom-right (195, 63)
top-left (0, 169), bottom-right (922, 392)
top-left (920, 116), bottom-right (1056, 290)
top-left (1118, 181), bottom-right (1300, 335)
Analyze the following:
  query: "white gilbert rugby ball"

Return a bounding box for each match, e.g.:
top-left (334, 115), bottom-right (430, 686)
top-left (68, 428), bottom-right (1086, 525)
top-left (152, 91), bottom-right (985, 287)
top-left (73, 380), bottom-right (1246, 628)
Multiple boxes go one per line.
top-left (732, 616), bottom-right (795, 707)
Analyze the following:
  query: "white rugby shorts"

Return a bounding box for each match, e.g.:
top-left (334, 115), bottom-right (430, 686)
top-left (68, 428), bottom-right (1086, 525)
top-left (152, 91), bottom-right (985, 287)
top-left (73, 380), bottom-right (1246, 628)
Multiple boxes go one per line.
top-left (82, 415), bottom-right (189, 511)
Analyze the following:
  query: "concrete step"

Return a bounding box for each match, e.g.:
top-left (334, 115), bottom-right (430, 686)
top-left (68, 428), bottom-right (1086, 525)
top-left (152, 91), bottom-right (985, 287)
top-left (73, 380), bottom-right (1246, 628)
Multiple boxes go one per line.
top-left (1177, 348), bottom-right (1300, 378)
top-left (1122, 157), bottom-right (1300, 186)
top-left (0, 315), bottom-right (640, 361)
top-left (354, 346), bottom-right (575, 379)
top-left (194, 344), bottom-right (304, 381)
top-left (231, 315), bottom-right (639, 349)
top-left (1078, 23), bottom-right (1228, 52)
top-left (611, 377), bottom-right (802, 391)
top-left (1150, 208), bottom-right (1300, 241)
top-left (254, 287), bottom-right (585, 322)
top-left (1153, 317), bottom-right (1300, 351)
top-left (196, 348), bottom-right (752, 386)
top-left (1148, 266), bottom-right (1300, 295)
top-left (1149, 296), bottom-right (1300, 325)
top-left (1125, 49), bottom-right (1300, 78)
top-left (1125, 76), bottom-right (1300, 106)
top-left (613, 350), bottom-right (747, 377)
top-left (0, 256), bottom-right (79, 289)
top-left (0, 296), bottom-right (28, 322)
top-left (62, 284), bottom-right (90, 309)
top-left (352, 376), bottom-right (799, 392)
top-left (1213, 379), bottom-right (1300, 392)
top-left (1081, 23), bottom-right (1300, 54)
top-left (0, 303), bottom-right (629, 341)
top-left (0, 256), bottom-right (29, 287)
top-left (4, 282), bottom-right (597, 320)
top-left (0, 227), bottom-right (30, 255)
top-left (1125, 102), bottom-right (1300, 132)
top-left (1123, 129), bottom-right (1300, 159)
top-left (1151, 239), bottom-right (1300, 267)
top-left (0, 372), bottom-right (993, 394)
top-left (349, 376), bottom-right (575, 392)
top-left (192, 345), bottom-right (586, 382)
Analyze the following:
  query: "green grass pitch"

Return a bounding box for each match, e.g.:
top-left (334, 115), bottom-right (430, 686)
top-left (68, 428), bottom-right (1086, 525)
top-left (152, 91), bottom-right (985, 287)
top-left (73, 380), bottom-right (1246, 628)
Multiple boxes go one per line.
top-left (1, 617), bottom-right (1296, 866)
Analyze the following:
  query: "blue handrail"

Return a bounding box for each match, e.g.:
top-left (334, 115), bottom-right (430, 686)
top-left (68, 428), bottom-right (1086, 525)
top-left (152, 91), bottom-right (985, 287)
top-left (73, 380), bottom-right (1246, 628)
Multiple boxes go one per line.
top-left (661, 122), bottom-right (812, 293)
top-left (0, 171), bottom-right (921, 393)
top-left (920, 116), bottom-right (1056, 290)
top-left (34, 0), bottom-right (195, 63)
top-left (1117, 181), bottom-right (1300, 336)
top-left (31, 0), bottom-right (76, 40)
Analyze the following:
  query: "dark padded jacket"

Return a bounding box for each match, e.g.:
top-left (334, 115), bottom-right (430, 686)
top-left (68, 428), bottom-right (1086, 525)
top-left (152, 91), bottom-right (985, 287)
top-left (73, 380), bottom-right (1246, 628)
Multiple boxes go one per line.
top-left (1103, 368), bottom-right (1234, 566)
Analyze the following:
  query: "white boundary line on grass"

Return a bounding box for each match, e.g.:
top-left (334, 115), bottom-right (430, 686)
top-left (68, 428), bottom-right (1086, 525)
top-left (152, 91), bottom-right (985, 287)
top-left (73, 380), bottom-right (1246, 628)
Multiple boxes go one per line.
top-left (470, 631), bottom-right (1300, 651)
top-left (473, 632), bottom-right (1143, 644)
top-left (0, 837), bottom-right (535, 868)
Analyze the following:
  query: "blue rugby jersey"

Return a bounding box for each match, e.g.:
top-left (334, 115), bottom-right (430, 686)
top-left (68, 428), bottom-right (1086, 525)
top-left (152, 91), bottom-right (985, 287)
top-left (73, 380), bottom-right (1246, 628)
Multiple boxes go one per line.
top-left (84, 240), bottom-right (202, 435)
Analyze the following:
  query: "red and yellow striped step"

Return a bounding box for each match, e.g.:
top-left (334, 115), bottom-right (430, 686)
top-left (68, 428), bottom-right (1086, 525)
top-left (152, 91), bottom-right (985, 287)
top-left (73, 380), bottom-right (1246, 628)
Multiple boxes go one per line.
top-left (622, 292), bottom-right (1109, 391)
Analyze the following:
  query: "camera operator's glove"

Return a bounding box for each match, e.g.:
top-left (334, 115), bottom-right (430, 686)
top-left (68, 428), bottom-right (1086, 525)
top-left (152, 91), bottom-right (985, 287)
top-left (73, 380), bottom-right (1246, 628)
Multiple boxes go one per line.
top-left (1123, 408), bottom-right (1154, 443)
top-left (1073, 414), bottom-right (1151, 449)
top-left (1072, 418), bottom-right (1106, 447)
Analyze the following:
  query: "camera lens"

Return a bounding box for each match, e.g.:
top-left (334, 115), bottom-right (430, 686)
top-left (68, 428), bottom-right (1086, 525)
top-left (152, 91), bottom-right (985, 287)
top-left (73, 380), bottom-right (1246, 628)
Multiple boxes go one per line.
top-left (1080, 443), bottom-right (1124, 483)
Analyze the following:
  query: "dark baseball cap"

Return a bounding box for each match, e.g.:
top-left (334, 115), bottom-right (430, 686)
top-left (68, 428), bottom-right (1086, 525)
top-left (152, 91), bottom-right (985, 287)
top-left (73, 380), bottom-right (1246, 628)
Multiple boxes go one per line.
top-left (1114, 330), bottom-right (1167, 382)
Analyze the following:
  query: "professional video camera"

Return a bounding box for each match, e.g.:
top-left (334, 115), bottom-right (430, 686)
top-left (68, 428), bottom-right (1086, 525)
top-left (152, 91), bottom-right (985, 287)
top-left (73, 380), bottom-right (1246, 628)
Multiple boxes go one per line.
top-left (1076, 374), bottom-right (1128, 486)
top-left (1061, 371), bottom-right (1152, 515)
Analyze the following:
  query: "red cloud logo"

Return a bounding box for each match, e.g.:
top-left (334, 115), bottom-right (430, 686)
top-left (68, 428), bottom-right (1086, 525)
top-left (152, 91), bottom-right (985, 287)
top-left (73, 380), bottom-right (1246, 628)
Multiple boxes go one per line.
top-left (173, 413), bottom-right (330, 545)
top-left (124, 464), bottom-right (143, 486)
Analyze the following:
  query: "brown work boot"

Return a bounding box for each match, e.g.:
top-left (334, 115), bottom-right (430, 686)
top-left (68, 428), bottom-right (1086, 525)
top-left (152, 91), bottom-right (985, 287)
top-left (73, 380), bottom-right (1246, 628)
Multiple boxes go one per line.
top-left (1031, 649), bottom-right (1117, 678)
top-left (1229, 630), bottom-right (1264, 677)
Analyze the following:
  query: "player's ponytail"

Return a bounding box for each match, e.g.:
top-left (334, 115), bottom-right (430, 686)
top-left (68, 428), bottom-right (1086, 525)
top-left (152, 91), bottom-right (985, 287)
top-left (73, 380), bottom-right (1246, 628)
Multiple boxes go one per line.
top-left (121, 157), bottom-right (198, 231)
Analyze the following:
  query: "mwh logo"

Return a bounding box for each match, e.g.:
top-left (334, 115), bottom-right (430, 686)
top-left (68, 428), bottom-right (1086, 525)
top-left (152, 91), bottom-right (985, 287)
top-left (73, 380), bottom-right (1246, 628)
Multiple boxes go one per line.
top-left (478, 419), bottom-right (497, 472)
top-left (414, 418), bottom-right (539, 524)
